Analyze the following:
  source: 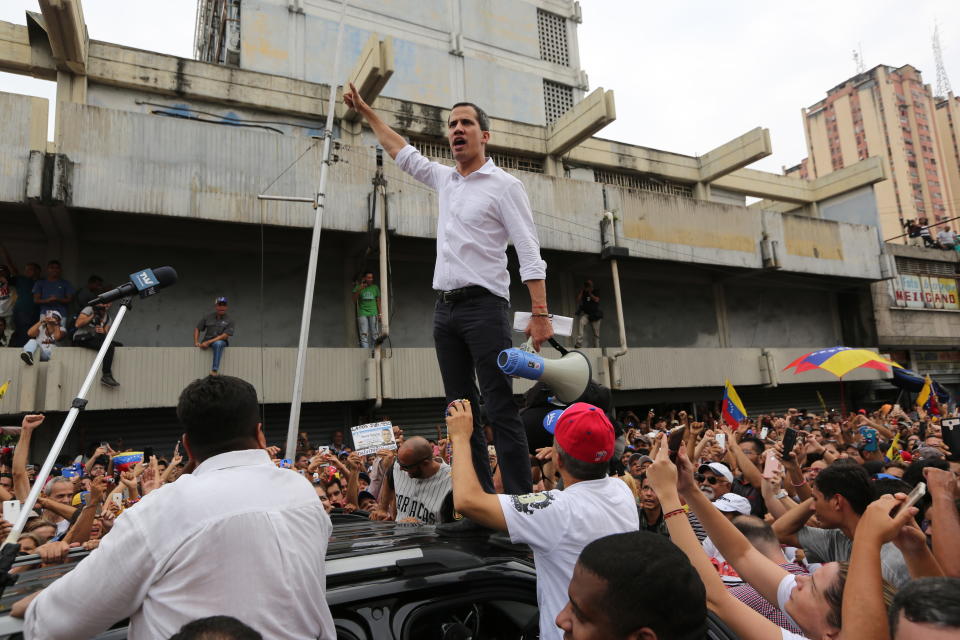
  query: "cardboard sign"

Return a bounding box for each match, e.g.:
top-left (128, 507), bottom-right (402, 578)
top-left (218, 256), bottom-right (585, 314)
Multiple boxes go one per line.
top-left (351, 421), bottom-right (396, 456)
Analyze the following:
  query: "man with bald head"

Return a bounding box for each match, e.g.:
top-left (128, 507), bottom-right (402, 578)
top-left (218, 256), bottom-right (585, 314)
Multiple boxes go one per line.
top-left (380, 436), bottom-right (452, 525)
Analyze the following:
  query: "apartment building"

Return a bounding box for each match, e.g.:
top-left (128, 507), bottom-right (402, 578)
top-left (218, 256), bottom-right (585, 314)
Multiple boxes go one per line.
top-left (795, 64), bottom-right (958, 242)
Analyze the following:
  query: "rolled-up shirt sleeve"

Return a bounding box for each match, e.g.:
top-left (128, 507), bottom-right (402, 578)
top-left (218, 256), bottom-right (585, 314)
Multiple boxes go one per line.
top-left (24, 513), bottom-right (153, 639)
top-left (499, 180), bottom-right (547, 282)
top-left (394, 145), bottom-right (441, 190)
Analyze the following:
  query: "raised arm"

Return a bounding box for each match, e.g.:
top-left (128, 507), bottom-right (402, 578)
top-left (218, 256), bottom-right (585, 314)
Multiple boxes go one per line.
top-left (13, 415), bottom-right (43, 501)
top-left (842, 495), bottom-right (919, 640)
top-left (722, 423), bottom-right (763, 488)
top-left (771, 497), bottom-right (815, 548)
top-left (343, 82), bottom-right (407, 159)
top-left (646, 440), bottom-right (783, 640)
top-left (678, 458), bottom-right (790, 608)
top-left (924, 467), bottom-right (960, 577)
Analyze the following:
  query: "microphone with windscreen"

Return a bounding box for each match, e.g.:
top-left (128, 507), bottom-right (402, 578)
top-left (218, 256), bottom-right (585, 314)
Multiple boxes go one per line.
top-left (89, 266), bottom-right (178, 305)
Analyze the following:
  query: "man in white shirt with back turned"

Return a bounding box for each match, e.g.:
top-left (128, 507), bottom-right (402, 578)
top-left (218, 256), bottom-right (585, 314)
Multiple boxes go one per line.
top-left (13, 375), bottom-right (335, 639)
top-left (345, 83), bottom-right (553, 533)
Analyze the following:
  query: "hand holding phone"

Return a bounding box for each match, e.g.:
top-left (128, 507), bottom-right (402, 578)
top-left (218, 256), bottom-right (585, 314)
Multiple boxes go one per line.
top-left (762, 452), bottom-right (782, 480)
top-left (896, 482), bottom-right (926, 516)
top-left (715, 433), bottom-right (727, 450)
top-left (781, 427), bottom-right (799, 458)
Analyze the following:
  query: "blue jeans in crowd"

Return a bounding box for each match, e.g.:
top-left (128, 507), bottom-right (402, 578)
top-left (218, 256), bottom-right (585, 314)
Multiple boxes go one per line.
top-left (209, 339), bottom-right (227, 372)
top-left (22, 339), bottom-right (54, 362)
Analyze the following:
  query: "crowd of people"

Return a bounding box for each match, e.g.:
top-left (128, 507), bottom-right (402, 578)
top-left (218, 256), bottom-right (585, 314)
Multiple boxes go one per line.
top-left (902, 218), bottom-right (960, 252)
top-left (1, 244), bottom-right (237, 380)
top-left (1, 372), bottom-right (957, 639)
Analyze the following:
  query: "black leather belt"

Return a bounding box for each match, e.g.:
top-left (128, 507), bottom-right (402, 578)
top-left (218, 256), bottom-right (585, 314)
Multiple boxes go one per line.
top-left (435, 285), bottom-right (491, 303)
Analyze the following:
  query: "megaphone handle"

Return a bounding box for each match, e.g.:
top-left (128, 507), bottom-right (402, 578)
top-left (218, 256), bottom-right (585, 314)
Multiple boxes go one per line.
top-left (549, 337), bottom-right (568, 356)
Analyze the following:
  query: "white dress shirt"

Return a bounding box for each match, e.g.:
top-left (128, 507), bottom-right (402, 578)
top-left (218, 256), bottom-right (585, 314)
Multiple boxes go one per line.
top-left (395, 145), bottom-right (547, 301)
top-left (24, 449), bottom-right (336, 640)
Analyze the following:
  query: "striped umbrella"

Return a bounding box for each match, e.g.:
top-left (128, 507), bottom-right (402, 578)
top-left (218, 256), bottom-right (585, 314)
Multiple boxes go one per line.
top-left (783, 347), bottom-right (902, 415)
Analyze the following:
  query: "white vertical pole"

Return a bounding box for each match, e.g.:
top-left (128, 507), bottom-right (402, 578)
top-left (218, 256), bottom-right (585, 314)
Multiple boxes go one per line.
top-left (285, 0), bottom-right (349, 459)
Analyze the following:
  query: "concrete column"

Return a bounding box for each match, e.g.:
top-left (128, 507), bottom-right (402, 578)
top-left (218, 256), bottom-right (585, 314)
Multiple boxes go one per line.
top-left (713, 281), bottom-right (729, 347)
top-left (693, 182), bottom-right (711, 201)
top-left (54, 71), bottom-right (86, 147)
top-left (544, 155), bottom-right (562, 178)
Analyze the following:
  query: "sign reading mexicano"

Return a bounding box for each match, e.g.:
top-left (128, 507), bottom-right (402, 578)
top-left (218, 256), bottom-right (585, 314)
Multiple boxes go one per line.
top-left (891, 275), bottom-right (959, 310)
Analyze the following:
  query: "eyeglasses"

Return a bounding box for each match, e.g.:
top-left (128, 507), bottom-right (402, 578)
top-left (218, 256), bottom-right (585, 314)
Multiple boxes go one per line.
top-left (694, 474), bottom-right (722, 485)
top-left (398, 455), bottom-right (431, 471)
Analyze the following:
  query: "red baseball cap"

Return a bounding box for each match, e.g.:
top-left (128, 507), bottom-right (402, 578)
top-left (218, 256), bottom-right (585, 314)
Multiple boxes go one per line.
top-left (554, 402), bottom-right (615, 463)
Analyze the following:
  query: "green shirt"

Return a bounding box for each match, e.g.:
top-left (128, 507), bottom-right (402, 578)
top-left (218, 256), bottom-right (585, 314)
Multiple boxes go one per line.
top-left (353, 283), bottom-right (380, 317)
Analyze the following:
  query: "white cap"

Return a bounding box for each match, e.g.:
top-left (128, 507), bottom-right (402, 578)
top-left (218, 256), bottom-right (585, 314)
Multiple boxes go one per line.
top-left (697, 462), bottom-right (734, 484)
top-left (714, 492), bottom-right (751, 515)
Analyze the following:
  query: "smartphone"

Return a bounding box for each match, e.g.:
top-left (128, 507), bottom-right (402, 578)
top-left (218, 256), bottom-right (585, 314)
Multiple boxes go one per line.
top-left (941, 418), bottom-right (960, 461)
top-left (763, 454), bottom-right (782, 480)
top-left (174, 440), bottom-right (181, 458)
top-left (715, 433), bottom-right (727, 450)
top-left (143, 446), bottom-right (155, 461)
top-left (667, 425), bottom-right (686, 462)
top-left (896, 482), bottom-right (926, 516)
top-left (3, 500), bottom-right (20, 524)
top-left (760, 426), bottom-right (770, 440)
top-left (111, 493), bottom-right (123, 509)
top-left (280, 459), bottom-right (293, 469)
top-left (919, 420), bottom-right (928, 441)
top-left (782, 427), bottom-right (799, 457)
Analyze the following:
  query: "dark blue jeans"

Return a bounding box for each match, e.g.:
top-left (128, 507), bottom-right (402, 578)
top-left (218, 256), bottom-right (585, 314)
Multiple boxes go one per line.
top-left (434, 293), bottom-right (532, 495)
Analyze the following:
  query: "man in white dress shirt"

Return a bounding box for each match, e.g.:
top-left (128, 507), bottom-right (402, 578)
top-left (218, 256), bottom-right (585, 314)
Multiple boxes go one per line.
top-left (13, 375), bottom-right (336, 639)
top-left (345, 84), bottom-right (553, 529)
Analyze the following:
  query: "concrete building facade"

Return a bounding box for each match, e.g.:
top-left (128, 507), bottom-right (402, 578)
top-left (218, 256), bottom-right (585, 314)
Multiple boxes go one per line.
top-left (872, 241), bottom-right (960, 398)
top-left (796, 65), bottom-right (958, 243)
top-left (195, 0), bottom-right (587, 127)
top-left (934, 93), bottom-right (960, 221)
top-left (0, 1), bottom-right (895, 449)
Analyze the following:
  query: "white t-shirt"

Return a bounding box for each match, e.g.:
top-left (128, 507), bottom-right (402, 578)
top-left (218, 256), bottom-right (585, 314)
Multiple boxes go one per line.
top-left (497, 477), bottom-right (639, 640)
top-left (392, 460), bottom-right (451, 525)
top-left (776, 574), bottom-right (807, 640)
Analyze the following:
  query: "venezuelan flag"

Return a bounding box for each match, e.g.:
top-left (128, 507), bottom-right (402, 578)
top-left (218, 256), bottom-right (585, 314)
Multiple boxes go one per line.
top-left (721, 379), bottom-right (748, 428)
top-left (112, 451), bottom-right (143, 473)
top-left (885, 432), bottom-right (902, 463)
top-left (916, 374), bottom-right (939, 414)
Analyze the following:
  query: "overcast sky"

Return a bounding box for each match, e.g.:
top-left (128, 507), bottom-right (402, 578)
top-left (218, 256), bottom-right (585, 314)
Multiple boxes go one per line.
top-left (1, 0), bottom-right (958, 175)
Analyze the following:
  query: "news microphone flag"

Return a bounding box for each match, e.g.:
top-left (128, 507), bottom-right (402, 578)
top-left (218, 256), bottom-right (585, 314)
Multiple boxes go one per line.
top-left (721, 379), bottom-right (748, 428)
top-left (112, 451), bottom-right (143, 473)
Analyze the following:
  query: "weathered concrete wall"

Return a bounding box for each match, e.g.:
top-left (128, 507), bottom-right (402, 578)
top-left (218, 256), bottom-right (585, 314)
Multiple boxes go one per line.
top-left (238, 0), bottom-right (578, 126)
top-left (0, 91), bottom-right (45, 202)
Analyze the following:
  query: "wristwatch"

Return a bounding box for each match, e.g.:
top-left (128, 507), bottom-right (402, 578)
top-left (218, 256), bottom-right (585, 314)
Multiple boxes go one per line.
top-left (775, 489), bottom-right (789, 500)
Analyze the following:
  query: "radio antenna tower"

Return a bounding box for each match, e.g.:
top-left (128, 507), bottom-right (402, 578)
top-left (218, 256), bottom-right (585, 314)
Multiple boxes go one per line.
top-left (852, 43), bottom-right (865, 74)
top-left (933, 23), bottom-right (953, 98)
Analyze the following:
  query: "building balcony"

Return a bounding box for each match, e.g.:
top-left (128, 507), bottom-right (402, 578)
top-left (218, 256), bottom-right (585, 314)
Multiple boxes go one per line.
top-left (1, 346), bottom-right (891, 414)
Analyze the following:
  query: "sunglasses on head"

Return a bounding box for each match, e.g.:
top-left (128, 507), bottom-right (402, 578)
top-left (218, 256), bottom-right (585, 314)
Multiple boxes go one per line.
top-left (695, 473), bottom-right (722, 485)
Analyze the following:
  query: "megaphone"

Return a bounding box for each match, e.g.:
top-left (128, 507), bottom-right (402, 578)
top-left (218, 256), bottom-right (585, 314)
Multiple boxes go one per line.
top-left (497, 338), bottom-right (592, 404)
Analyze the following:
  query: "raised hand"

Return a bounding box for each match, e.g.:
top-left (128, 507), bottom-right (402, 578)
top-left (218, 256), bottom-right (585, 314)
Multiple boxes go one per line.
top-left (20, 414), bottom-right (44, 432)
top-left (343, 82), bottom-right (370, 113)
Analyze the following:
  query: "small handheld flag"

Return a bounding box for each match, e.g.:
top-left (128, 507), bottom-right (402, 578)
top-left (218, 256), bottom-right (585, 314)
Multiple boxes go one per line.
top-left (0, 380), bottom-right (9, 400)
top-left (112, 451), bottom-right (144, 473)
top-left (721, 380), bottom-right (748, 428)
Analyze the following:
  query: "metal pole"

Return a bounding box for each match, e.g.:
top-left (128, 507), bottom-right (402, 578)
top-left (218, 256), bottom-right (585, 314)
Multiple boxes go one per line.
top-left (0, 299), bottom-right (133, 594)
top-left (285, 0), bottom-right (349, 460)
